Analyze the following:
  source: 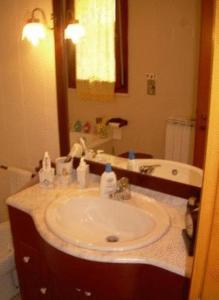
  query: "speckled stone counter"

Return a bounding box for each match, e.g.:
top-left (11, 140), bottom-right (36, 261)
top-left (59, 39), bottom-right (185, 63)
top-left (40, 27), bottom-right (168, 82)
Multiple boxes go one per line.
top-left (6, 176), bottom-right (193, 278)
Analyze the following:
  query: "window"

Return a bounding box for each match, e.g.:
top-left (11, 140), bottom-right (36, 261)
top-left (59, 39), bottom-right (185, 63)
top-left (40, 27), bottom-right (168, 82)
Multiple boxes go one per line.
top-left (66, 0), bottom-right (128, 93)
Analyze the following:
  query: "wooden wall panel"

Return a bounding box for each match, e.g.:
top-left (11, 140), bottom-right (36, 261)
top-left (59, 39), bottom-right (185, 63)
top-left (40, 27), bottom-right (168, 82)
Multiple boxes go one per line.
top-left (189, 0), bottom-right (219, 299)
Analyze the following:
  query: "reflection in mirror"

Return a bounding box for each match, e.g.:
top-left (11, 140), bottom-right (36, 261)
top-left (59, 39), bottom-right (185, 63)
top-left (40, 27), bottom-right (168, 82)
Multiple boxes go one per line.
top-left (87, 155), bottom-right (203, 188)
top-left (53, 0), bottom-right (213, 187)
top-left (66, 0), bottom-right (203, 180)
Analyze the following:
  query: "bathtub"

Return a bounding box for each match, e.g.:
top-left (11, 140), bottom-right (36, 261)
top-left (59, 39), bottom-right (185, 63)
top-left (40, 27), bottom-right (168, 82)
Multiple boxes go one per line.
top-left (90, 154), bottom-right (203, 187)
top-left (0, 221), bottom-right (18, 300)
top-left (0, 166), bottom-right (34, 222)
top-left (135, 159), bottom-right (203, 187)
top-left (0, 165), bottom-right (34, 299)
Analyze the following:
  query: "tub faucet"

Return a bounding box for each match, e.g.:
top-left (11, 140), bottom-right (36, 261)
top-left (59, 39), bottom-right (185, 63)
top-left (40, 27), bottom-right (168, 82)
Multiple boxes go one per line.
top-left (139, 164), bottom-right (161, 175)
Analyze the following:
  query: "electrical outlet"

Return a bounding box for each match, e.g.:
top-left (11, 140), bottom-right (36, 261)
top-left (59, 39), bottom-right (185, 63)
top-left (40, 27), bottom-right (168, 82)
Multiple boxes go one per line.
top-left (146, 73), bottom-right (157, 95)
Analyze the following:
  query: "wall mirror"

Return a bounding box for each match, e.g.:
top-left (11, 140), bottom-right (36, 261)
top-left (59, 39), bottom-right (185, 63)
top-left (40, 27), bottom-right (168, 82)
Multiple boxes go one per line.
top-left (52, 0), bottom-right (214, 196)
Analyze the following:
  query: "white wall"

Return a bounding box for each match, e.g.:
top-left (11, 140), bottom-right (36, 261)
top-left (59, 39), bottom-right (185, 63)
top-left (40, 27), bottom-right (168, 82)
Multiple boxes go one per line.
top-left (0, 0), bottom-right (59, 171)
top-left (68, 0), bottom-right (200, 158)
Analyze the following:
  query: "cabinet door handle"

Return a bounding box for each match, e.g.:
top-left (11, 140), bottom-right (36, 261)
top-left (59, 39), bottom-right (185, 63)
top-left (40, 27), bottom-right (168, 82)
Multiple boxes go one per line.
top-left (84, 291), bottom-right (92, 297)
top-left (23, 256), bottom-right (30, 263)
top-left (40, 287), bottom-right (47, 295)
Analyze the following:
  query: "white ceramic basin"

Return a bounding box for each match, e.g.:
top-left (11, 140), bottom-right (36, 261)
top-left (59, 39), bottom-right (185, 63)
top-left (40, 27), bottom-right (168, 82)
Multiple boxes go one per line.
top-left (46, 189), bottom-right (170, 251)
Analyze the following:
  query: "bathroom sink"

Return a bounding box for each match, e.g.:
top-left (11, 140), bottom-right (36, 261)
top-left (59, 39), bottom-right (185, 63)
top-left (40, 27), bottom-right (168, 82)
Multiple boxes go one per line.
top-left (46, 189), bottom-right (170, 251)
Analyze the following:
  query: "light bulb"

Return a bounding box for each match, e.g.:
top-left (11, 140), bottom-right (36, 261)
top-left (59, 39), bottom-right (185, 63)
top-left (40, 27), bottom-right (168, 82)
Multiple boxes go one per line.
top-left (22, 22), bottom-right (46, 46)
top-left (64, 23), bottom-right (85, 44)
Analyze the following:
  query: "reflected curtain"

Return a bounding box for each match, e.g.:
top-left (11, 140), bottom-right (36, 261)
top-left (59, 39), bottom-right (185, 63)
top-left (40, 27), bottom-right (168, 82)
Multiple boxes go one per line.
top-left (75, 0), bottom-right (116, 101)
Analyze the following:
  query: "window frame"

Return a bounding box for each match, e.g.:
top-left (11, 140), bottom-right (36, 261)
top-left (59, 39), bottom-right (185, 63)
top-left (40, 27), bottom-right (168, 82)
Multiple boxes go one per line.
top-left (65, 0), bottom-right (128, 93)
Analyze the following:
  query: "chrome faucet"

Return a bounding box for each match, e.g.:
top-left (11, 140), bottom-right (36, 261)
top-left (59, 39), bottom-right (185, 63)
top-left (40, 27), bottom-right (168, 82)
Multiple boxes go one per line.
top-left (139, 164), bottom-right (161, 175)
top-left (113, 177), bottom-right (131, 200)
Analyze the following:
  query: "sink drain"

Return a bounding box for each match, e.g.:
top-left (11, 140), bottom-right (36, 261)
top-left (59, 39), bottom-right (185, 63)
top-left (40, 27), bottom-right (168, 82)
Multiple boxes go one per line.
top-left (106, 235), bottom-right (119, 243)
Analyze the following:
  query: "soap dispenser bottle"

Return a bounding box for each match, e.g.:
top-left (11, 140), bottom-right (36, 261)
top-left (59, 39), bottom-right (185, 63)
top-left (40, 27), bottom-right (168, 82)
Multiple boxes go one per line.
top-left (100, 163), bottom-right (117, 199)
top-left (127, 150), bottom-right (137, 171)
top-left (39, 152), bottom-right (55, 188)
top-left (76, 157), bottom-right (89, 188)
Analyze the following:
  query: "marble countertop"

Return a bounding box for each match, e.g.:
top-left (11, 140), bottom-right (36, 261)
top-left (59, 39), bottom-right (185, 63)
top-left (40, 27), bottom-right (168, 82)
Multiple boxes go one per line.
top-left (6, 176), bottom-right (193, 278)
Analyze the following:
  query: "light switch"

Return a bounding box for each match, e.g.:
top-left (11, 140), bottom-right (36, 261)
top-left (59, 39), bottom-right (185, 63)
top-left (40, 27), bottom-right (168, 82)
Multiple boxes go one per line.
top-left (146, 73), bottom-right (157, 95)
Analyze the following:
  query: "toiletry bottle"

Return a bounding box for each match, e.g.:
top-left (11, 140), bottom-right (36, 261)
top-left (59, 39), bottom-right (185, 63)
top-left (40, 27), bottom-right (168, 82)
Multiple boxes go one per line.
top-left (76, 157), bottom-right (89, 188)
top-left (83, 121), bottom-right (91, 133)
top-left (100, 163), bottom-right (117, 199)
top-left (74, 120), bottom-right (82, 132)
top-left (127, 151), bottom-right (136, 171)
top-left (56, 156), bottom-right (73, 185)
top-left (95, 117), bottom-right (103, 135)
top-left (39, 152), bottom-right (55, 188)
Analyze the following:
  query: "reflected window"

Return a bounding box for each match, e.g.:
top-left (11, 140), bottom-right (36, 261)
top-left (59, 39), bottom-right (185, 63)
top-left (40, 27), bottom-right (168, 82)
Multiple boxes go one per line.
top-left (66, 0), bottom-right (128, 93)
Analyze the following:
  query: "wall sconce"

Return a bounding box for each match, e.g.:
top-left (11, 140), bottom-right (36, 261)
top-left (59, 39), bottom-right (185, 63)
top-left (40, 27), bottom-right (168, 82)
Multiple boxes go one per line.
top-left (64, 11), bottom-right (85, 44)
top-left (22, 8), bottom-right (52, 46)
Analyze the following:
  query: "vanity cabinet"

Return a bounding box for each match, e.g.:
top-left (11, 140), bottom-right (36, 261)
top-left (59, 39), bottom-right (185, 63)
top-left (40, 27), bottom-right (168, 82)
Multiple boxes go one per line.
top-left (8, 206), bottom-right (189, 300)
top-left (9, 207), bottom-right (51, 300)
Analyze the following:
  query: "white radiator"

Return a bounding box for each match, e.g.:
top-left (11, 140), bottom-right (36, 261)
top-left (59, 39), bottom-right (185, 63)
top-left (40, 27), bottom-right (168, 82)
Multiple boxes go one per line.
top-left (165, 118), bottom-right (195, 164)
top-left (0, 166), bottom-right (33, 222)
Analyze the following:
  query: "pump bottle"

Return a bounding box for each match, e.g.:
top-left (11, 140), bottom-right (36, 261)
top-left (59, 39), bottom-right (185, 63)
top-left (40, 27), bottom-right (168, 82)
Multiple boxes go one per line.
top-left (39, 152), bottom-right (55, 187)
top-left (76, 157), bottom-right (89, 188)
top-left (100, 163), bottom-right (117, 199)
top-left (127, 150), bottom-right (137, 172)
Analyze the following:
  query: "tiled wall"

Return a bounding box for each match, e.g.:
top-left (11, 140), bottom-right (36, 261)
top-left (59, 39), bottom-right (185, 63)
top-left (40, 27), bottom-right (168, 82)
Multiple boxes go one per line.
top-left (0, 0), bottom-right (59, 171)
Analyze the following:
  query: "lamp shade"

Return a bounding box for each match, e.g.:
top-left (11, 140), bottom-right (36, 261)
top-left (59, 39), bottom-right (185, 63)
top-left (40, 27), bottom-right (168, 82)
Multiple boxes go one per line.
top-left (22, 22), bottom-right (46, 46)
top-left (64, 22), bottom-right (85, 44)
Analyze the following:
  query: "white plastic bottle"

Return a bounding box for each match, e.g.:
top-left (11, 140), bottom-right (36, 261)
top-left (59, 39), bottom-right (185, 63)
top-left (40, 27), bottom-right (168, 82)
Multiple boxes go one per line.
top-left (39, 152), bottom-right (55, 188)
top-left (76, 157), bottom-right (89, 188)
top-left (127, 150), bottom-right (137, 171)
top-left (100, 163), bottom-right (117, 199)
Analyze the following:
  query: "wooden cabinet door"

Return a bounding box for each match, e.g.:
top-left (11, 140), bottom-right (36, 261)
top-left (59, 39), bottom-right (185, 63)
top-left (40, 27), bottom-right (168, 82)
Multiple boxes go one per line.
top-left (15, 242), bottom-right (51, 300)
top-left (51, 276), bottom-right (97, 300)
top-left (9, 207), bottom-right (51, 299)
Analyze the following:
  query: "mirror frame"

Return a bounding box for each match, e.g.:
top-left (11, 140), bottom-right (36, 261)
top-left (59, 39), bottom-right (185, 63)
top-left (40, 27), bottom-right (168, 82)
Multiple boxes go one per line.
top-left (52, 0), bottom-right (213, 199)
